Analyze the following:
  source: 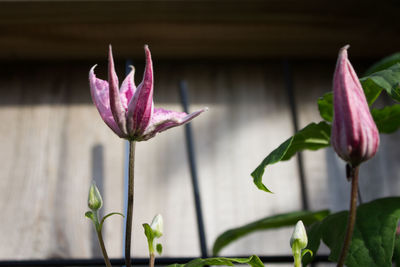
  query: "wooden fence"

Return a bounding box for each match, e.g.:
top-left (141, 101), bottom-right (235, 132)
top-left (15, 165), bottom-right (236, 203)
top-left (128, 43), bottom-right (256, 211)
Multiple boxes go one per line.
top-left (1, 57), bottom-right (399, 267)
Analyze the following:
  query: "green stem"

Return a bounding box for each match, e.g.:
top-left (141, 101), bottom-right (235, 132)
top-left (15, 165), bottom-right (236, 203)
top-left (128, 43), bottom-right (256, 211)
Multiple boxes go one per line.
top-left (293, 250), bottom-right (301, 267)
top-left (149, 252), bottom-right (155, 267)
top-left (93, 211), bottom-right (112, 267)
top-left (125, 141), bottom-right (136, 267)
top-left (96, 228), bottom-right (113, 267)
top-left (337, 165), bottom-right (359, 267)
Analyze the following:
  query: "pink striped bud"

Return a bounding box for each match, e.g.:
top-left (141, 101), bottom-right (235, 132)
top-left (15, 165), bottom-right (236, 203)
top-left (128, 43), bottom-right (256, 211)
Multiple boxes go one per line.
top-left (331, 45), bottom-right (380, 166)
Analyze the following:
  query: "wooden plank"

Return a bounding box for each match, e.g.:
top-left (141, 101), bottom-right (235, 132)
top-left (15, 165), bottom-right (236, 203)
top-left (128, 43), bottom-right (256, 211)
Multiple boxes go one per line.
top-left (5, 57), bottom-right (400, 262)
top-left (130, 61), bottom-right (302, 257)
top-left (164, 62), bottom-right (301, 256)
top-left (292, 61), bottom-right (334, 211)
top-left (0, 0), bottom-right (399, 59)
top-left (0, 60), bottom-right (301, 259)
top-left (0, 63), bottom-right (125, 259)
top-left (0, 0), bottom-right (394, 24)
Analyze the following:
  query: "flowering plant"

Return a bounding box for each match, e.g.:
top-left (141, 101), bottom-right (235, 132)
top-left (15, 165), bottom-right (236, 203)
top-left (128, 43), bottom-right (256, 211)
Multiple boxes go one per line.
top-left (86, 44), bottom-right (400, 267)
top-left (87, 45), bottom-right (206, 267)
top-left (212, 47), bottom-right (400, 267)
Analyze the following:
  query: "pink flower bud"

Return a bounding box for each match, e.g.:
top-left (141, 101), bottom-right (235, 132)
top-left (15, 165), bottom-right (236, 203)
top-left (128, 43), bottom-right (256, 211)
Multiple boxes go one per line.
top-left (331, 45), bottom-right (380, 166)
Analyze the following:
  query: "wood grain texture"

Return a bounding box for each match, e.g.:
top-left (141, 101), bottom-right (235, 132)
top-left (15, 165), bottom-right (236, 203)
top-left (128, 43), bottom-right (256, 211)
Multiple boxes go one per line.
top-left (292, 62), bottom-right (334, 212)
top-left (0, 60), bottom-right (302, 260)
top-left (0, 63), bottom-right (124, 259)
top-left (0, 0), bottom-right (399, 60)
top-left (2, 57), bottom-right (400, 264)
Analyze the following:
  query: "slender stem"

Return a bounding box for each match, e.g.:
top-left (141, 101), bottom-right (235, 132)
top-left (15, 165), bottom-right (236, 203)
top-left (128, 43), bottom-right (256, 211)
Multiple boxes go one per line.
top-left (292, 247), bottom-right (301, 267)
top-left (92, 211), bottom-right (112, 267)
top-left (337, 165), bottom-right (359, 267)
top-left (96, 229), bottom-right (113, 267)
top-left (149, 252), bottom-right (155, 267)
top-left (125, 141), bottom-right (136, 267)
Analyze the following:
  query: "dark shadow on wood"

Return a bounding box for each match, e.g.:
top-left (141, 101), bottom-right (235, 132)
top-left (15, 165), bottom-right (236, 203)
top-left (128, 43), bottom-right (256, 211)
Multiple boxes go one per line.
top-left (91, 144), bottom-right (105, 258)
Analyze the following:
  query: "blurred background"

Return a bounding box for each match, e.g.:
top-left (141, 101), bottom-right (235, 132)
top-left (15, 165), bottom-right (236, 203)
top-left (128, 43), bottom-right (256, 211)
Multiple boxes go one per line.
top-left (1, 1), bottom-right (400, 266)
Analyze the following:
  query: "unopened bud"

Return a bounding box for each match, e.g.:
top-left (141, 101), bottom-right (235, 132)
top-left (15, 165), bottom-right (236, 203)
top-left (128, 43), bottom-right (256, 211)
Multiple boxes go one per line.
top-left (290, 220), bottom-right (307, 249)
top-left (331, 45), bottom-right (380, 166)
top-left (88, 181), bottom-right (103, 211)
top-left (150, 214), bottom-right (163, 238)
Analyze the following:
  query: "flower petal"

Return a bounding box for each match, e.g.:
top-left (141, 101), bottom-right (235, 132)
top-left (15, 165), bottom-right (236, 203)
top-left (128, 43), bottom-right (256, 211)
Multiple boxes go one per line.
top-left (120, 66), bottom-right (136, 110)
top-left (126, 45), bottom-right (154, 136)
top-left (141, 107), bottom-right (207, 141)
top-left (108, 45), bottom-right (128, 135)
top-left (89, 65), bottom-right (126, 137)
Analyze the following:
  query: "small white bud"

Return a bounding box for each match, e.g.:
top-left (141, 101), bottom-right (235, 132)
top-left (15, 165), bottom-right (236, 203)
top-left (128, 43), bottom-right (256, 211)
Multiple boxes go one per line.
top-left (290, 220), bottom-right (308, 249)
top-left (88, 181), bottom-right (103, 211)
top-left (150, 214), bottom-right (163, 238)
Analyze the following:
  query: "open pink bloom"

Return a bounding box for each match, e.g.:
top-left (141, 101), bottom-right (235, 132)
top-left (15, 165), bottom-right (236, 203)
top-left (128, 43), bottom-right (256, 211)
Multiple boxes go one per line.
top-left (89, 45), bottom-right (207, 141)
top-left (331, 45), bottom-right (380, 166)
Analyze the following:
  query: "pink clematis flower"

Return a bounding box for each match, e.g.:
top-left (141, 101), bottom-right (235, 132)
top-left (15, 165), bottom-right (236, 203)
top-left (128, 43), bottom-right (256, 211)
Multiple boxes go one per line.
top-left (89, 45), bottom-right (206, 141)
top-left (331, 45), bottom-right (380, 166)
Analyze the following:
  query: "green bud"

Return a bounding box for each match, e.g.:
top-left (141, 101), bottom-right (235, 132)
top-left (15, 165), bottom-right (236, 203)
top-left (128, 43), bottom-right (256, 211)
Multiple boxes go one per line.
top-left (88, 181), bottom-right (103, 211)
top-left (150, 214), bottom-right (163, 238)
top-left (290, 220), bottom-right (308, 249)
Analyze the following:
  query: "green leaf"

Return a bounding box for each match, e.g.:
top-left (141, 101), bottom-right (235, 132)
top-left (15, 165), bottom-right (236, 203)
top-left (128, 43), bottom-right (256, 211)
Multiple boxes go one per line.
top-left (143, 223), bottom-right (155, 253)
top-left (301, 249), bottom-right (313, 258)
top-left (251, 121), bottom-right (331, 193)
top-left (393, 235), bottom-right (400, 266)
top-left (85, 211), bottom-right (95, 221)
top-left (365, 53), bottom-right (400, 76)
top-left (85, 210), bottom-right (101, 232)
top-left (360, 63), bottom-right (400, 103)
top-left (302, 221), bottom-right (323, 266)
top-left (99, 212), bottom-right (124, 232)
top-left (143, 223), bottom-right (154, 242)
top-left (156, 243), bottom-right (163, 255)
top-left (318, 92), bottom-right (334, 122)
top-left (317, 88), bottom-right (380, 123)
top-left (318, 97), bottom-right (400, 135)
top-left (317, 61), bottom-right (400, 123)
top-left (213, 210), bottom-right (329, 256)
top-left (371, 104), bottom-right (400, 133)
top-left (167, 255), bottom-right (264, 267)
top-left (321, 197), bottom-right (400, 267)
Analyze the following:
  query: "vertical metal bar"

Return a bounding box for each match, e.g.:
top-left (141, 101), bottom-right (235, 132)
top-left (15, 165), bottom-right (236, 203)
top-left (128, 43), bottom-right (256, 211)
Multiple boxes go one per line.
top-left (282, 60), bottom-right (309, 210)
top-left (283, 61), bottom-right (318, 267)
top-left (179, 80), bottom-right (208, 258)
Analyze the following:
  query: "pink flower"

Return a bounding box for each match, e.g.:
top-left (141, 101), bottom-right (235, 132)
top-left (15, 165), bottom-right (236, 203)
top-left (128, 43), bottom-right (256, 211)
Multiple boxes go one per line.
top-left (89, 45), bottom-right (206, 141)
top-left (331, 45), bottom-right (380, 166)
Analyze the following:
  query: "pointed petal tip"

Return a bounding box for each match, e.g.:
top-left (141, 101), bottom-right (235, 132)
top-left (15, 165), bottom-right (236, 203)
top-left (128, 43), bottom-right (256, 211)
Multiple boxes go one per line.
top-left (188, 107), bottom-right (208, 117)
top-left (108, 45), bottom-right (113, 60)
top-left (128, 65), bottom-right (135, 73)
top-left (89, 64), bottom-right (98, 74)
top-left (341, 44), bottom-right (350, 51)
top-left (185, 107), bottom-right (208, 119)
top-left (144, 45), bottom-right (152, 60)
top-left (339, 45), bottom-right (350, 58)
top-left (195, 107), bottom-right (209, 114)
top-left (108, 47), bottom-right (114, 61)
